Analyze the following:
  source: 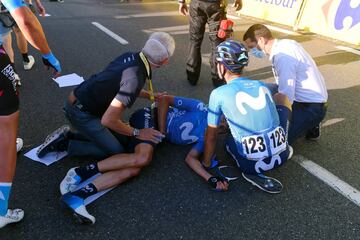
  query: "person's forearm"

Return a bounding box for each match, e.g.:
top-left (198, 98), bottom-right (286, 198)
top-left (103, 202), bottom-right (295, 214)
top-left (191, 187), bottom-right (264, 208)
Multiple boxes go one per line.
top-left (102, 118), bottom-right (133, 137)
top-left (203, 127), bottom-right (217, 167)
top-left (185, 154), bottom-right (212, 181)
top-left (10, 7), bottom-right (51, 54)
top-left (157, 95), bottom-right (173, 134)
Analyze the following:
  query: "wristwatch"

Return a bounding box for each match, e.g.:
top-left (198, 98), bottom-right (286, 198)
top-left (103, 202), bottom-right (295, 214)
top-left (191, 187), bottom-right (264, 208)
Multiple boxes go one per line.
top-left (132, 128), bottom-right (140, 137)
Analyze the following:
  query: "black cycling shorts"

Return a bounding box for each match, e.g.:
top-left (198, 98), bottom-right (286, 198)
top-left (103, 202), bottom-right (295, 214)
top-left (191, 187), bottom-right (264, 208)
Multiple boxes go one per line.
top-left (128, 107), bottom-right (157, 150)
top-left (0, 46), bottom-right (19, 116)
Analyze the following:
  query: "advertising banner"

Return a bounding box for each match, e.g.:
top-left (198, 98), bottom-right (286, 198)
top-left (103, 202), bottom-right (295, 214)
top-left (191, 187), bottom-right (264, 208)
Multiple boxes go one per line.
top-left (297, 0), bottom-right (360, 45)
top-left (239, 0), bottom-right (304, 27)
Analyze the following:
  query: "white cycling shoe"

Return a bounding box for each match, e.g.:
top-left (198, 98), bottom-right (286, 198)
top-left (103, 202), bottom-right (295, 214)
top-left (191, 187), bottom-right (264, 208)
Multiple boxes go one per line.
top-left (16, 138), bottom-right (23, 153)
top-left (0, 209), bottom-right (24, 228)
top-left (60, 167), bottom-right (82, 195)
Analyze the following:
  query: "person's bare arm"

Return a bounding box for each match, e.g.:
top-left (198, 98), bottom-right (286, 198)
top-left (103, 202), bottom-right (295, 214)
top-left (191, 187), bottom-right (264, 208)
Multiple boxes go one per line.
top-left (34, 0), bottom-right (46, 17)
top-left (157, 95), bottom-right (174, 134)
top-left (178, 2), bottom-right (188, 16)
top-left (10, 6), bottom-right (50, 54)
top-left (203, 126), bottom-right (218, 167)
top-left (186, 148), bottom-right (228, 191)
top-left (233, 0), bottom-right (243, 11)
top-left (102, 98), bottom-right (164, 144)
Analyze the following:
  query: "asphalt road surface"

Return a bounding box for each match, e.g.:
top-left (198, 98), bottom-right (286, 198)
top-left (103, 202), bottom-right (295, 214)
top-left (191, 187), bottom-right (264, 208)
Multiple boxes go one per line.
top-left (1, 0), bottom-right (360, 239)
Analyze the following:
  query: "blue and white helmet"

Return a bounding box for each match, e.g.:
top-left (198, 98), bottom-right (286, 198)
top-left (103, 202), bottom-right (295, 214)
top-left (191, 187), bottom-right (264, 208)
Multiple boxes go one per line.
top-left (215, 40), bottom-right (249, 73)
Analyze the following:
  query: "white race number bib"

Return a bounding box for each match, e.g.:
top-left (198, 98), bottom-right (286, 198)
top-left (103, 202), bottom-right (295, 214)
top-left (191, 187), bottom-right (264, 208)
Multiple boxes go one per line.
top-left (267, 126), bottom-right (287, 156)
top-left (241, 134), bottom-right (268, 160)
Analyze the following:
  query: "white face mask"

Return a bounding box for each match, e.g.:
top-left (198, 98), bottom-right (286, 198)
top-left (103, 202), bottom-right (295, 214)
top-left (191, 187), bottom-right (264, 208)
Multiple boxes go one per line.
top-left (250, 47), bottom-right (265, 58)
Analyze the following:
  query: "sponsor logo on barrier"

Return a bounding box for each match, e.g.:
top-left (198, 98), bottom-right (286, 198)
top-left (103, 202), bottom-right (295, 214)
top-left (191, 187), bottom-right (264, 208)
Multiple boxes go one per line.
top-left (255, 0), bottom-right (298, 8)
top-left (323, 0), bottom-right (360, 30)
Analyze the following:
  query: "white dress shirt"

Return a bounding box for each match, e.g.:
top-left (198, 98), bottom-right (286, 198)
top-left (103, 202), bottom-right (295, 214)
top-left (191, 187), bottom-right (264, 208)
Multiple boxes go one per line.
top-left (269, 39), bottom-right (328, 104)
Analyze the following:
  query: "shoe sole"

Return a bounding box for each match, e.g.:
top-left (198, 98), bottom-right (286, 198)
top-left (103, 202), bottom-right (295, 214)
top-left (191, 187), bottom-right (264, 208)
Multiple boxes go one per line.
top-left (24, 66), bottom-right (34, 70)
top-left (242, 173), bottom-right (283, 194)
top-left (60, 168), bottom-right (81, 195)
top-left (24, 56), bottom-right (35, 70)
top-left (61, 201), bottom-right (93, 225)
top-left (16, 138), bottom-right (23, 153)
top-left (44, 125), bottom-right (70, 142)
top-left (37, 135), bottom-right (61, 158)
top-left (37, 126), bottom-right (70, 158)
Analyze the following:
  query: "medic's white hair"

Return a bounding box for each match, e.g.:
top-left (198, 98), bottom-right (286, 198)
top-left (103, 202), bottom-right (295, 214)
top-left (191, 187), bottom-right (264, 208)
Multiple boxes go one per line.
top-left (142, 32), bottom-right (175, 65)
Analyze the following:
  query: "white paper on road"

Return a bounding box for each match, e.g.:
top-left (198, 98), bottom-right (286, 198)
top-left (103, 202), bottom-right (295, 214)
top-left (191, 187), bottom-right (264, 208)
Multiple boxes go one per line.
top-left (53, 73), bottom-right (84, 87)
top-left (73, 174), bottom-right (115, 206)
top-left (39, 13), bottom-right (51, 17)
top-left (24, 146), bottom-right (68, 166)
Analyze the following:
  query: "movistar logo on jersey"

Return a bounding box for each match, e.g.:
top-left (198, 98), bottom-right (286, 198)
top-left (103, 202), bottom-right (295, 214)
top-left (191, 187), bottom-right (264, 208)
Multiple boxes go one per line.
top-left (235, 86), bottom-right (273, 115)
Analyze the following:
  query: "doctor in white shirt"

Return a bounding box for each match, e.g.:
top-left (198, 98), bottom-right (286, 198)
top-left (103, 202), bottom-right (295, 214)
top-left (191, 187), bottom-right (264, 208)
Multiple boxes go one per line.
top-left (242, 24), bottom-right (328, 144)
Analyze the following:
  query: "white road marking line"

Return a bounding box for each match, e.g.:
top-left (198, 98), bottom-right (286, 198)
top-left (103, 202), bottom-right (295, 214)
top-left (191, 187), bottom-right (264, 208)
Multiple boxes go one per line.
top-left (143, 25), bottom-right (189, 33)
top-left (226, 14), bottom-right (241, 20)
top-left (265, 24), bottom-right (300, 36)
top-left (293, 155), bottom-right (360, 207)
top-left (322, 118), bottom-right (345, 127)
top-left (167, 30), bottom-right (189, 35)
top-left (115, 11), bottom-right (179, 19)
top-left (336, 46), bottom-right (360, 56)
top-left (92, 22), bottom-right (129, 45)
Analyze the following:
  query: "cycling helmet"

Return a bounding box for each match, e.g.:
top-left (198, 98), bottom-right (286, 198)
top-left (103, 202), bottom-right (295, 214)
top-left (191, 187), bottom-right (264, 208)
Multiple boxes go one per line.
top-left (215, 40), bottom-right (249, 73)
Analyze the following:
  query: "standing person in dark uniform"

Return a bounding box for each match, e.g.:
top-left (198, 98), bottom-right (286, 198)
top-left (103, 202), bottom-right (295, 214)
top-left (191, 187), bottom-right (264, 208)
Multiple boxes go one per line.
top-left (0, 0), bottom-right (61, 229)
top-left (37, 32), bottom-right (175, 160)
top-left (178, 0), bottom-right (242, 87)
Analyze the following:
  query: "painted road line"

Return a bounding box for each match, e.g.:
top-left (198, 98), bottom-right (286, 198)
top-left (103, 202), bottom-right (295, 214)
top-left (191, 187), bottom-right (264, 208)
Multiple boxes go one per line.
top-left (293, 155), bottom-right (360, 207)
top-left (143, 25), bottom-right (189, 34)
top-left (336, 46), bottom-right (360, 56)
top-left (92, 22), bottom-right (128, 45)
top-left (168, 30), bottom-right (190, 35)
top-left (322, 118), bottom-right (345, 127)
top-left (226, 14), bottom-right (241, 20)
top-left (143, 25), bottom-right (189, 33)
top-left (115, 11), bottom-right (178, 19)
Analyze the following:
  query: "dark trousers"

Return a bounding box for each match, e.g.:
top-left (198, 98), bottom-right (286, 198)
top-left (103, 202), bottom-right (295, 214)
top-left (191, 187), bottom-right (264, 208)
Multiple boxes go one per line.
top-left (63, 100), bottom-right (127, 159)
top-left (187, 0), bottom-right (226, 87)
top-left (288, 101), bottom-right (327, 144)
top-left (265, 83), bottom-right (327, 144)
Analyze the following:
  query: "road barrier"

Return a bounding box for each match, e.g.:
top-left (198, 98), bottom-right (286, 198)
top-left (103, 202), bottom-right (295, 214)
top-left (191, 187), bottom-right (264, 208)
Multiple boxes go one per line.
top-left (238, 0), bottom-right (360, 46)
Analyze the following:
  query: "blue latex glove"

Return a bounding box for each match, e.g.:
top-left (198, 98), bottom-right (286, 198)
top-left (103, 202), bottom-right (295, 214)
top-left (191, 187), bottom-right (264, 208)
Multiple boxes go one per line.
top-left (42, 52), bottom-right (61, 74)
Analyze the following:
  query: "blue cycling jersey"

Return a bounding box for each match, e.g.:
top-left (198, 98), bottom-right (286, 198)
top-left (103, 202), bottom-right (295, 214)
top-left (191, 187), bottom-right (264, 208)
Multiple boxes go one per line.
top-left (165, 97), bottom-right (207, 153)
top-left (1, 0), bottom-right (26, 12)
top-left (208, 77), bottom-right (283, 159)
